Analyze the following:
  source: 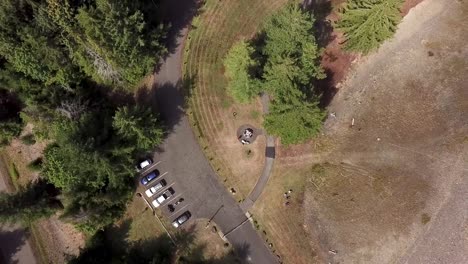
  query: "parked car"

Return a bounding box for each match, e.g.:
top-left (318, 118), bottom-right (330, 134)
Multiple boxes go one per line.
top-left (136, 158), bottom-right (153, 172)
top-left (168, 198), bottom-right (184, 212)
top-left (145, 179), bottom-right (167, 198)
top-left (152, 187), bottom-right (175, 207)
top-left (172, 211), bottom-right (191, 228)
top-left (140, 170), bottom-right (160, 185)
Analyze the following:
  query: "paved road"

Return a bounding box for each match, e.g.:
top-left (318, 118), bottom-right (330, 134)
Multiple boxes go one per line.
top-left (147, 1), bottom-right (278, 263)
top-left (0, 158), bottom-right (37, 264)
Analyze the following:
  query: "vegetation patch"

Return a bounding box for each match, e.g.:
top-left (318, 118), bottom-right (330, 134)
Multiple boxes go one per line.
top-left (224, 4), bottom-right (327, 145)
top-left (337, 0), bottom-right (404, 53)
top-left (421, 213), bottom-right (431, 225)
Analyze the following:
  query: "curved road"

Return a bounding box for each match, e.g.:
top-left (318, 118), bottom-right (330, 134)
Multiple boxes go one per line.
top-left (151, 1), bottom-right (277, 263)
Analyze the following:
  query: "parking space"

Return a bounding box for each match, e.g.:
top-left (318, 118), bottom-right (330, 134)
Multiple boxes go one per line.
top-left (136, 159), bottom-right (195, 229)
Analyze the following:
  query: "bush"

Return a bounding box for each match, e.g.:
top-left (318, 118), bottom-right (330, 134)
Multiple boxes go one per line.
top-left (0, 121), bottom-right (23, 146)
top-left (224, 41), bottom-right (260, 103)
top-left (27, 157), bottom-right (43, 172)
top-left (21, 134), bottom-right (36, 145)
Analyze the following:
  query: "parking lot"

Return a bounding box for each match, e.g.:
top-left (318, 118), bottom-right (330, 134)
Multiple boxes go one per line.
top-left (136, 159), bottom-right (196, 228)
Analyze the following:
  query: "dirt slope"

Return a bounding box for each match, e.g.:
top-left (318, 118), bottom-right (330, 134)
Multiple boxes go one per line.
top-left (303, 0), bottom-right (468, 263)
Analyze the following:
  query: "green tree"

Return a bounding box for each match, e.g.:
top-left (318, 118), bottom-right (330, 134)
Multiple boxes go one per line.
top-left (47, 0), bottom-right (166, 87)
top-left (265, 99), bottom-right (325, 145)
top-left (337, 0), bottom-right (403, 54)
top-left (259, 4), bottom-right (325, 144)
top-left (113, 106), bottom-right (163, 150)
top-left (0, 181), bottom-right (58, 224)
top-left (224, 41), bottom-right (259, 103)
top-left (262, 4), bottom-right (325, 94)
top-left (0, 0), bottom-right (78, 87)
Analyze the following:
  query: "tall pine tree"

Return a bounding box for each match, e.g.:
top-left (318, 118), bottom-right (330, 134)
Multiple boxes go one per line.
top-left (337, 0), bottom-right (403, 54)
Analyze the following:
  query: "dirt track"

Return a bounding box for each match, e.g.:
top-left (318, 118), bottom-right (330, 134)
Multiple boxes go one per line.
top-left (303, 0), bottom-right (468, 263)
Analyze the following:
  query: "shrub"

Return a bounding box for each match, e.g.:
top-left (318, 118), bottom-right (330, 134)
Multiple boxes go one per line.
top-left (27, 157), bottom-right (43, 172)
top-left (224, 41), bottom-right (260, 103)
top-left (21, 134), bottom-right (36, 145)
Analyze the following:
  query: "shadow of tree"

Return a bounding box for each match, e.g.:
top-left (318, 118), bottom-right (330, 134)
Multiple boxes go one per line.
top-left (303, 0), bottom-right (339, 108)
top-left (0, 227), bottom-right (28, 264)
top-left (69, 220), bottom-right (250, 264)
top-left (155, 0), bottom-right (203, 71)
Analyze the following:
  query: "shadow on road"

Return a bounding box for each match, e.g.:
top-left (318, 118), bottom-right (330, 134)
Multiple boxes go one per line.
top-left (0, 227), bottom-right (28, 264)
top-left (156, 0), bottom-right (202, 68)
top-left (72, 220), bottom-right (245, 263)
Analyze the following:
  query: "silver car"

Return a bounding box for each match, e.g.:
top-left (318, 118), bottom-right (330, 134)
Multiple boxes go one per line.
top-left (152, 187), bottom-right (175, 208)
top-left (172, 211), bottom-right (191, 228)
top-left (145, 179), bottom-right (167, 198)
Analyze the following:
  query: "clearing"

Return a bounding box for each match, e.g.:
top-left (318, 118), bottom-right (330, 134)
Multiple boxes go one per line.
top-left (183, 0), bottom-right (290, 199)
top-left (253, 0), bottom-right (468, 263)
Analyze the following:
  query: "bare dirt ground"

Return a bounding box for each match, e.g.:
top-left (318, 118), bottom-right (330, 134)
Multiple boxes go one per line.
top-left (301, 0), bottom-right (468, 263)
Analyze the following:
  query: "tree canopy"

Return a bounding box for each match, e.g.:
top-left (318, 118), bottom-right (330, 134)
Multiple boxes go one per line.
top-left (223, 4), bottom-right (326, 144)
top-left (0, 0), bottom-right (167, 234)
top-left (224, 41), bottom-right (260, 103)
top-left (337, 0), bottom-right (403, 53)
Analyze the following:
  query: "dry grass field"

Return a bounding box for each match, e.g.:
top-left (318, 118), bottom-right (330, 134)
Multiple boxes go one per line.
top-left (183, 0), bottom-right (290, 199)
top-left (252, 0), bottom-right (468, 263)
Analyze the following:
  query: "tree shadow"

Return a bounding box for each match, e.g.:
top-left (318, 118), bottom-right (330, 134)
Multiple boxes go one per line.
top-left (70, 220), bottom-right (244, 264)
top-left (136, 75), bottom-right (196, 142)
top-left (303, 0), bottom-right (339, 108)
top-left (303, 0), bottom-right (335, 49)
top-left (155, 0), bottom-right (203, 71)
top-left (0, 227), bottom-right (27, 264)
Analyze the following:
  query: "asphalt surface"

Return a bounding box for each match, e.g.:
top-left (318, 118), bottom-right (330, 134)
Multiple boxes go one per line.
top-left (142, 1), bottom-right (278, 263)
top-left (0, 159), bottom-right (37, 264)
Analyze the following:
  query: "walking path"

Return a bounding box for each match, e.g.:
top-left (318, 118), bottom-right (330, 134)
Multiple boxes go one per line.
top-left (240, 93), bottom-right (276, 212)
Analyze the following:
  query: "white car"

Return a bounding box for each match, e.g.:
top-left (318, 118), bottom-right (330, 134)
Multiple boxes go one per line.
top-left (136, 158), bottom-right (153, 172)
top-left (172, 211), bottom-right (191, 228)
top-left (152, 188), bottom-right (175, 208)
top-left (145, 179), bottom-right (167, 198)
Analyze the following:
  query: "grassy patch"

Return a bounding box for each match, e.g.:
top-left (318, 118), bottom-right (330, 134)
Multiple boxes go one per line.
top-left (421, 213), bottom-right (431, 225)
top-left (6, 161), bottom-right (20, 190)
top-left (251, 166), bottom-right (317, 264)
top-left (249, 110), bottom-right (261, 120)
top-left (183, 0), bottom-right (288, 199)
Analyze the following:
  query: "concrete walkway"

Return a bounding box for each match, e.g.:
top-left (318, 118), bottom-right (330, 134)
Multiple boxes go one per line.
top-left (240, 93), bottom-right (276, 212)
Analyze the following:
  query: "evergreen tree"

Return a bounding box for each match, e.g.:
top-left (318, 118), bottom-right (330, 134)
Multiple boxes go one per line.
top-left (260, 4), bottom-right (326, 144)
top-left (337, 0), bottom-right (404, 54)
top-left (47, 0), bottom-right (166, 87)
top-left (0, 0), bottom-right (78, 88)
top-left (264, 99), bottom-right (325, 145)
top-left (113, 106), bottom-right (164, 150)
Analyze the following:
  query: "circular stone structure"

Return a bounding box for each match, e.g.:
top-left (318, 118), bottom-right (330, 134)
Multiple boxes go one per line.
top-left (237, 124), bottom-right (262, 145)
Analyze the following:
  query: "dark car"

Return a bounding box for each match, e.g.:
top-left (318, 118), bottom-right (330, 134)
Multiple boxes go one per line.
top-left (172, 211), bottom-right (191, 228)
top-left (140, 170), bottom-right (160, 185)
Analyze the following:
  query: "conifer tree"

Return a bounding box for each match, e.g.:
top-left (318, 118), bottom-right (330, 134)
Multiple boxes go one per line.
top-left (337, 0), bottom-right (404, 53)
